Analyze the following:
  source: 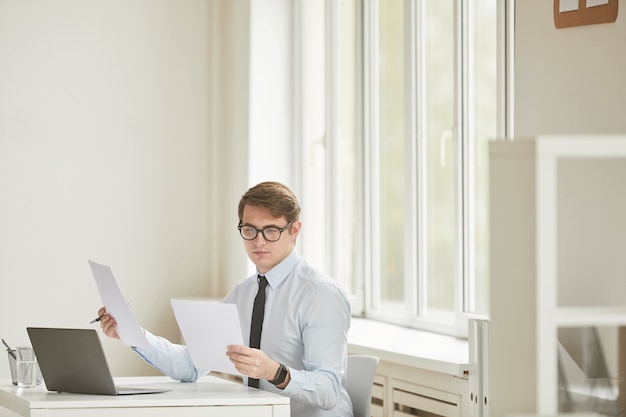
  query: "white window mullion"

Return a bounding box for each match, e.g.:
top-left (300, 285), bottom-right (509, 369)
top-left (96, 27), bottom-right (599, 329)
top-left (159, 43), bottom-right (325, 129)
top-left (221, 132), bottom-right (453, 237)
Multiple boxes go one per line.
top-left (404, 0), bottom-right (419, 322)
top-left (363, 0), bottom-right (380, 313)
top-left (353, 0), bottom-right (366, 315)
top-left (293, 0), bottom-right (304, 213)
top-left (415, 0), bottom-right (428, 321)
top-left (325, 0), bottom-right (340, 280)
top-left (458, 0), bottom-right (471, 335)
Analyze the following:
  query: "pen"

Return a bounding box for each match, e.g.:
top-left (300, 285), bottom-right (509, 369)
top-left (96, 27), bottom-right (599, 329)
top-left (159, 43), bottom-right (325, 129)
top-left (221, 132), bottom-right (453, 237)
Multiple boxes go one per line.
top-left (90, 315), bottom-right (105, 324)
top-left (2, 338), bottom-right (16, 359)
top-left (90, 303), bottom-right (131, 324)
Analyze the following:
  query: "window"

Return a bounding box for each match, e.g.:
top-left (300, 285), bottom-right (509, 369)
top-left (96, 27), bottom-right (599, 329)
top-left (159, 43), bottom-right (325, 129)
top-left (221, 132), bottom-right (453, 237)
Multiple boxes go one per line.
top-left (297, 0), bottom-right (510, 336)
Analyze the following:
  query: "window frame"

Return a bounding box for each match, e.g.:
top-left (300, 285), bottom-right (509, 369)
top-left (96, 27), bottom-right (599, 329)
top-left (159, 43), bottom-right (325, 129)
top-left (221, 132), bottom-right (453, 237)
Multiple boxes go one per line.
top-left (294, 0), bottom-right (513, 338)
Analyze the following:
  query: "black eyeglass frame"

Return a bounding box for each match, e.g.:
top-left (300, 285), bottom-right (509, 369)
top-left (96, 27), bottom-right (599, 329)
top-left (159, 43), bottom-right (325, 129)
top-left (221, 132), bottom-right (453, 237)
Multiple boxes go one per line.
top-left (238, 221), bottom-right (295, 242)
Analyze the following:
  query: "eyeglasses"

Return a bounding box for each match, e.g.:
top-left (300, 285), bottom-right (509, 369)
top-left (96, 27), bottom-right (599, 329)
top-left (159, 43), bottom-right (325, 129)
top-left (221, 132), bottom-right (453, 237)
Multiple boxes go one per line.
top-left (238, 221), bottom-right (294, 242)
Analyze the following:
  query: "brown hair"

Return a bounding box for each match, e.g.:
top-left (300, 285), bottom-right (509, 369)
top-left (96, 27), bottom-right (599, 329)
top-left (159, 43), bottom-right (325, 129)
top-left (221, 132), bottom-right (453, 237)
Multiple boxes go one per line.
top-left (238, 181), bottom-right (301, 224)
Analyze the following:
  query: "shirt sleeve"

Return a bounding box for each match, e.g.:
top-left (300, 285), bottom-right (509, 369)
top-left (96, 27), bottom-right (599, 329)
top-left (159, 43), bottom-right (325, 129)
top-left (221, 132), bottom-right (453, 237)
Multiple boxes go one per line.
top-left (132, 330), bottom-right (209, 382)
top-left (281, 282), bottom-right (351, 410)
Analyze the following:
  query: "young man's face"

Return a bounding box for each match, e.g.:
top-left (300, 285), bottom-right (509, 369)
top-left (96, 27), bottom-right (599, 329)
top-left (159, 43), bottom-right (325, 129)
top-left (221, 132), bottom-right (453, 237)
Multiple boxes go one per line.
top-left (240, 204), bottom-right (300, 274)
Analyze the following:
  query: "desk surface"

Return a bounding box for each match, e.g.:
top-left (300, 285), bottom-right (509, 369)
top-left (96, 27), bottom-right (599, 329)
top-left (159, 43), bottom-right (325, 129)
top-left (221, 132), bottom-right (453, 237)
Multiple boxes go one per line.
top-left (0, 375), bottom-right (290, 417)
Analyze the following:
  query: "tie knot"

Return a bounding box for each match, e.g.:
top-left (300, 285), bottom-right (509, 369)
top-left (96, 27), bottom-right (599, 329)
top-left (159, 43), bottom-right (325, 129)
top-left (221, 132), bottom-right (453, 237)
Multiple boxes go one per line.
top-left (258, 275), bottom-right (268, 288)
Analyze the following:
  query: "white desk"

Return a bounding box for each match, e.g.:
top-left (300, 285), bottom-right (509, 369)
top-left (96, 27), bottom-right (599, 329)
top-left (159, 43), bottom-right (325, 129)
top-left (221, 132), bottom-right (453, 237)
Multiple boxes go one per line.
top-left (0, 375), bottom-right (290, 417)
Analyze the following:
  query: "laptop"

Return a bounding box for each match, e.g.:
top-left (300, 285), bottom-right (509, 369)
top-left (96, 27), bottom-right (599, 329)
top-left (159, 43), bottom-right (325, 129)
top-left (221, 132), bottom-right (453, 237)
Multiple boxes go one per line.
top-left (27, 327), bottom-right (170, 395)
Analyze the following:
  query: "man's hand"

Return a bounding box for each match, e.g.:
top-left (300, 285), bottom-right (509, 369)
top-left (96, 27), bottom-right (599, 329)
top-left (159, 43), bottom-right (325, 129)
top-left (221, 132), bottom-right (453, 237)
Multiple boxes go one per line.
top-left (97, 307), bottom-right (120, 339)
top-left (226, 345), bottom-right (281, 382)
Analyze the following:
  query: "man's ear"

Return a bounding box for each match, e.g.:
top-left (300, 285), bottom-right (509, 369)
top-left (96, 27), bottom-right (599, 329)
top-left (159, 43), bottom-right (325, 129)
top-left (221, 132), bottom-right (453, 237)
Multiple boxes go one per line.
top-left (290, 220), bottom-right (302, 238)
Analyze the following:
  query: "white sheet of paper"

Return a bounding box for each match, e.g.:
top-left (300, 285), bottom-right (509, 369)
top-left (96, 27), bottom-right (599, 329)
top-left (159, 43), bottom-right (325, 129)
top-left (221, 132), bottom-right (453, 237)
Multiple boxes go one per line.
top-left (88, 260), bottom-right (150, 349)
top-left (586, 0), bottom-right (609, 7)
top-left (560, 0), bottom-right (578, 12)
top-left (171, 299), bottom-right (244, 375)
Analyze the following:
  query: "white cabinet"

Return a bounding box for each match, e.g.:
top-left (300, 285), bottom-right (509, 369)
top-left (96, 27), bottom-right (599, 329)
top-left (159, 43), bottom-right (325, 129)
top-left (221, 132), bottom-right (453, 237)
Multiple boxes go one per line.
top-left (488, 135), bottom-right (626, 416)
top-left (368, 360), bottom-right (466, 417)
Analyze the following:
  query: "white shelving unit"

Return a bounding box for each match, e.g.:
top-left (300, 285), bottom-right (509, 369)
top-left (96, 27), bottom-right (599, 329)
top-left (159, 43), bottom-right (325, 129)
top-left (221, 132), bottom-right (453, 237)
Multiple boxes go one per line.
top-left (489, 135), bottom-right (626, 417)
top-left (556, 307), bottom-right (626, 328)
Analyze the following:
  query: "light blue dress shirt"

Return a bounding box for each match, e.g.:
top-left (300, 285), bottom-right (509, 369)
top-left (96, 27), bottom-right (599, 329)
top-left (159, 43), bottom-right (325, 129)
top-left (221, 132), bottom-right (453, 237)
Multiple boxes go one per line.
top-left (133, 249), bottom-right (353, 417)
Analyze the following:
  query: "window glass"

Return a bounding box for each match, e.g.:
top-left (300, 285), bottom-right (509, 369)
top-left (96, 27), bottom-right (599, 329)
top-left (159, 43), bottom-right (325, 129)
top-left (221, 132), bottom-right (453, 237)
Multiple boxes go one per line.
top-left (422, 0), bottom-right (456, 320)
top-left (336, 0), bottom-right (360, 298)
top-left (467, 1), bottom-right (498, 316)
top-left (377, 0), bottom-right (405, 311)
top-left (299, 0), bottom-right (327, 271)
top-left (296, 0), bottom-right (504, 334)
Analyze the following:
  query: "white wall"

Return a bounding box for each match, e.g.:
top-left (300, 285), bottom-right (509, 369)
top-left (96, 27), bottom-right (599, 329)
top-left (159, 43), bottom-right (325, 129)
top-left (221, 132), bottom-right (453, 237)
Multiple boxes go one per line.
top-left (515, 0), bottom-right (626, 137)
top-left (0, 0), bottom-right (217, 377)
top-left (495, 2), bottom-right (626, 414)
top-left (207, 0), bottom-right (295, 286)
top-left (0, 0), bottom-right (295, 380)
top-left (206, 0), bottom-right (253, 294)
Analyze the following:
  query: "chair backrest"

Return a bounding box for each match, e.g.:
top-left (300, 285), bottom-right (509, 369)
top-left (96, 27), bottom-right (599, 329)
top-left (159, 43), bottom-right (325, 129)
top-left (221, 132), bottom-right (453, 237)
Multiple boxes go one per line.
top-left (346, 355), bottom-right (379, 417)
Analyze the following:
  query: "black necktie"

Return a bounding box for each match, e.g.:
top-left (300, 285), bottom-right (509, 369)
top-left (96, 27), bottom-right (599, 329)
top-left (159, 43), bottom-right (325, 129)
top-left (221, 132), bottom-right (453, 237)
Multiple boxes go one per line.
top-left (248, 275), bottom-right (268, 388)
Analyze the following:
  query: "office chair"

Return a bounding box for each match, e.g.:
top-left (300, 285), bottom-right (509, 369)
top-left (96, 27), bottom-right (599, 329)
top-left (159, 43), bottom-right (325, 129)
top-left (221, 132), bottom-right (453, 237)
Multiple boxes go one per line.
top-left (346, 355), bottom-right (380, 417)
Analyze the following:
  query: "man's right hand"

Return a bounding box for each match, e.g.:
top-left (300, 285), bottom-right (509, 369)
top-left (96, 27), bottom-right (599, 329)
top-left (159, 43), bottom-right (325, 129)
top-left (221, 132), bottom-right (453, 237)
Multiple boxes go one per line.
top-left (97, 307), bottom-right (120, 339)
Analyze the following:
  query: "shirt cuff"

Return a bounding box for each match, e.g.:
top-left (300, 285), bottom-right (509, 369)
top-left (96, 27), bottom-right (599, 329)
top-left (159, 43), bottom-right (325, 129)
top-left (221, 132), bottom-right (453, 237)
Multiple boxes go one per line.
top-left (282, 367), bottom-right (306, 394)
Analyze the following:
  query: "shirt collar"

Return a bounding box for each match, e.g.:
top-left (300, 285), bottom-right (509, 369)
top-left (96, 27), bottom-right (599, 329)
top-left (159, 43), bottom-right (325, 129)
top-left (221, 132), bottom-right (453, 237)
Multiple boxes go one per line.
top-left (257, 249), bottom-right (301, 289)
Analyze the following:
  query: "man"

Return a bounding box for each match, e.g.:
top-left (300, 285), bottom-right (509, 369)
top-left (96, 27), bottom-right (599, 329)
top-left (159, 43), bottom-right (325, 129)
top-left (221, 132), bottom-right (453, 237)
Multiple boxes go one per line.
top-left (98, 181), bottom-right (353, 416)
